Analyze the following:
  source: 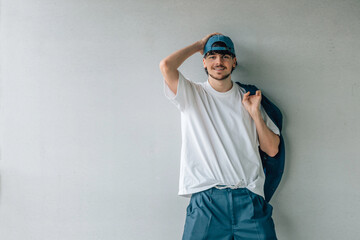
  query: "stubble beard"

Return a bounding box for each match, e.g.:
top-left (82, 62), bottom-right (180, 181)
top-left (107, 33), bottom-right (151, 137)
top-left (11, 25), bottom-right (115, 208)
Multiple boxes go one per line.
top-left (209, 72), bottom-right (231, 81)
top-left (206, 65), bottom-right (231, 81)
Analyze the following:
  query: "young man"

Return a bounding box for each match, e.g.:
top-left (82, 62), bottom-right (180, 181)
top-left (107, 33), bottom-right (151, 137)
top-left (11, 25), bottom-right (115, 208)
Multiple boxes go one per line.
top-left (159, 33), bottom-right (280, 240)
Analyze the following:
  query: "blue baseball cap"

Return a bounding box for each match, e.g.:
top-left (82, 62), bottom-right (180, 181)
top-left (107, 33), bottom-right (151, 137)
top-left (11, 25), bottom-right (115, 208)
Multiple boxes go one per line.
top-left (203, 35), bottom-right (236, 57)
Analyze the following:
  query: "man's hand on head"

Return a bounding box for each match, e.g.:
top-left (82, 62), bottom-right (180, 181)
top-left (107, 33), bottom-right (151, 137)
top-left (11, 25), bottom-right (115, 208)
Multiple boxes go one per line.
top-left (199, 32), bottom-right (223, 55)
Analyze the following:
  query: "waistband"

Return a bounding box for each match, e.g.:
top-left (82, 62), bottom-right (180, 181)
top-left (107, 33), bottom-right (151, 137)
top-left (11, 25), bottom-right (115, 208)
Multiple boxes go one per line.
top-left (215, 185), bottom-right (244, 190)
top-left (215, 180), bottom-right (247, 190)
top-left (198, 186), bottom-right (252, 196)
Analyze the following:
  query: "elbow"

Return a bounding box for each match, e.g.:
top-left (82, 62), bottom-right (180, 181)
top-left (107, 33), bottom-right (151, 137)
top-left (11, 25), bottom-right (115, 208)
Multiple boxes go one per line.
top-left (268, 136), bottom-right (280, 157)
top-left (267, 148), bottom-right (279, 158)
top-left (261, 146), bottom-right (278, 158)
top-left (159, 59), bottom-right (166, 70)
top-left (159, 59), bottom-right (170, 73)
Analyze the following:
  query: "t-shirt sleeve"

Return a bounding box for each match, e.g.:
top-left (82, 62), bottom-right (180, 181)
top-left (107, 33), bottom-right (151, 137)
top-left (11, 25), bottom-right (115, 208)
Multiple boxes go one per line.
top-left (163, 71), bottom-right (192, 112)
top-left (260, 105), bottom-right (280, 136)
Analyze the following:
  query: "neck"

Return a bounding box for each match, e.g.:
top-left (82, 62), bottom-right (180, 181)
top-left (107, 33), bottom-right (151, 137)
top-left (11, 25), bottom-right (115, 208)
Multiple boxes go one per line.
top-left (208, 76), bottom-right (233, 92)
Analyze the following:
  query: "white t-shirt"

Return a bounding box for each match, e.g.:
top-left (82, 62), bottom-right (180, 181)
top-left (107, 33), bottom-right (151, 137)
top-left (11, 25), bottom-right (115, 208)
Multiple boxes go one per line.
top-left (163, 71), bottom-right (280, 198)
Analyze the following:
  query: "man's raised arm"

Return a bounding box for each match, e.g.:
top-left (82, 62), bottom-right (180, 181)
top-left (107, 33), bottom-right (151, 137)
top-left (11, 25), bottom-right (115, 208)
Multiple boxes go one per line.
top-left (159, 32), bottom-right (221, 95)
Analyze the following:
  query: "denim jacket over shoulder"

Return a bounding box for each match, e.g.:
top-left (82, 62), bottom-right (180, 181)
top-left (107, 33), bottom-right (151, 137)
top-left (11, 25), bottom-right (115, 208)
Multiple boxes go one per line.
top-left (236, 82), bottom-right (285, 203)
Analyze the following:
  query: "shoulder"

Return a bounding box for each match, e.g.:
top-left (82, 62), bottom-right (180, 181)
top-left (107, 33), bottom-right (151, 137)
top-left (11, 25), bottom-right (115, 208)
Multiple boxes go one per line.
top-left (179, 71), bottom-right (206, 92)
top-left (234, 82), bottom-right (246, 93)
top-left (235, 82), bottom-right (259, 94)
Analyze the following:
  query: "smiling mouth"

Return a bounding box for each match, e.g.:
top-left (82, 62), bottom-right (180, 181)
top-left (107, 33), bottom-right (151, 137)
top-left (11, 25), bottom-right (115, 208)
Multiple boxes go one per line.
top-left (213, 67), bottom-right (226, 71)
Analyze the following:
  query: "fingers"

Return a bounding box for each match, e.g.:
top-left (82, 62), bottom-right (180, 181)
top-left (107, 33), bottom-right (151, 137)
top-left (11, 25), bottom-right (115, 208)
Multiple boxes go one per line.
top-left (243, 91), bottom-right (262, 100)
top-left (213, 32), bottom-right (223, 36)
top-left (256, 90), bottom-right (262, 101)
top-left (200, 32), bottom-right (223, 55)
top-left (208, 32), bottom-right (223, 38)
top-left (202, 32), bottom-right (223, 44)
top-left (242, 91), bottom-right (250, 101)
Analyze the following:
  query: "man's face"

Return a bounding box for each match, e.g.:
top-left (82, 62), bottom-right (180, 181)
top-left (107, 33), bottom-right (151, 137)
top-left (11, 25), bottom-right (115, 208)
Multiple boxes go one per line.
top-left (203, 53), bottom-right (237, 81)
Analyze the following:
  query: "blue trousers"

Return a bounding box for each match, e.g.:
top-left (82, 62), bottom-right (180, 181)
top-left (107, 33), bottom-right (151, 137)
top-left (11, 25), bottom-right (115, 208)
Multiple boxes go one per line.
top-left (182, 187), bottom-right (277, 240)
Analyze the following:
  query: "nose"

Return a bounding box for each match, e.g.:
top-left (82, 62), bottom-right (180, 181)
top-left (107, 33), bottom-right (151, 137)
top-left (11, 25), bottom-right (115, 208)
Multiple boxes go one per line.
top-left (215, 56), bottom-right (224, 64)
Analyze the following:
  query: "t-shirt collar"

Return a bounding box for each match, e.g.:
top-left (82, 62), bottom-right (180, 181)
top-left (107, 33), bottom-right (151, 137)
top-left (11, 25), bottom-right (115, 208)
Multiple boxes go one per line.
top-left (205, 79), bottom-right (236, 96)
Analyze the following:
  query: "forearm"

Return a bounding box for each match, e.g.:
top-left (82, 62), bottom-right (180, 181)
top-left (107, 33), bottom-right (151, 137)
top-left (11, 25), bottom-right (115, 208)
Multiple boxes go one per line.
top-left (160, 41), bottom-right (202, 70)
top-left (252, 111), bottom-right (280, 157)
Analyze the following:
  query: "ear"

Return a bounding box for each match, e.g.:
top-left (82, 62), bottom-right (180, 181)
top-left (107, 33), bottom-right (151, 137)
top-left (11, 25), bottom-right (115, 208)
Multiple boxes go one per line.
top-left (203, 58), bottom-right (207, 68)
top-left (233, 57), bottom-right (237, 67)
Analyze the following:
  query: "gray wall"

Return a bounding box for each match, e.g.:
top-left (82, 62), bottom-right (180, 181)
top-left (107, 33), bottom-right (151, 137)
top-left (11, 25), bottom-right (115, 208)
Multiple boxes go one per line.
top-left (1, 0), bottom-right (359, 239)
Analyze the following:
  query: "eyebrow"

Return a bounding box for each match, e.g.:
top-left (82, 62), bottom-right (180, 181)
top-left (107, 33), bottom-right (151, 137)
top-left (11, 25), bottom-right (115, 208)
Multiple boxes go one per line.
top-left (207, 53), bottom-right (231, 57)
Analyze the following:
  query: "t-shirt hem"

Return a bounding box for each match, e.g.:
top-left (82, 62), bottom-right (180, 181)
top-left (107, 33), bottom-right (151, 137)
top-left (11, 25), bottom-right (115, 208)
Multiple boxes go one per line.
top-left (178, 184), bottom-right (220, 198)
